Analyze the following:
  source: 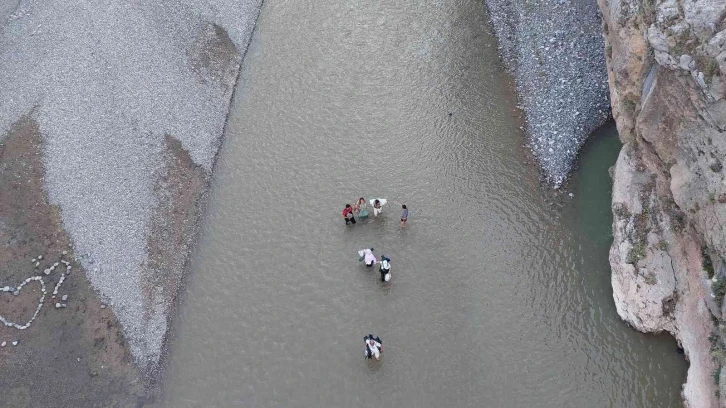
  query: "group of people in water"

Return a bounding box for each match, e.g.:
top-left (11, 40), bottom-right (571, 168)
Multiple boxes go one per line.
top-left (341, 197), bottom-right (409, 361)
top-left (342, 197), bottom-right (408, 228)
top-left (358, 248), bottom-right (391, 282)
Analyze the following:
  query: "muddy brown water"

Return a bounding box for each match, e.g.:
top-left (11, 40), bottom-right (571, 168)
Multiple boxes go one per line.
top-left (161, 1), bottom-right (687, 406)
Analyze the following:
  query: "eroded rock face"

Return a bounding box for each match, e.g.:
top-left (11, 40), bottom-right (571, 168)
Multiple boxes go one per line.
top-left (599, 0), bottom-right (726, 406)
top-left (610, 144), bottom-right (717, 407)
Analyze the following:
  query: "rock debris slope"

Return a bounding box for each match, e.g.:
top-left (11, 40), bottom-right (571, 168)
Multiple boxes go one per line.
top-left (0, 0), bottom-right (262, 372)
top-left (485, 0), bottom-right (611, 186)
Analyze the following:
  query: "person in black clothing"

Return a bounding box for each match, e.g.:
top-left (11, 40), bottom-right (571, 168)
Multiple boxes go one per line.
top-left (379, 255), bottom-right (391, 282)
top-left (364, 334), bottom-right (383, 360)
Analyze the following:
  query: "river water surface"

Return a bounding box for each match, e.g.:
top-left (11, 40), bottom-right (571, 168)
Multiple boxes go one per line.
top-left (162, 1), bottom-right (687, 406)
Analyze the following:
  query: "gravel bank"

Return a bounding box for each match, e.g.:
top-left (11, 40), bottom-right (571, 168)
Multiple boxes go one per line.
top-left (484, 0), bottom-right (611, 186)
top-left (0, 0), bottom-right (262, 371)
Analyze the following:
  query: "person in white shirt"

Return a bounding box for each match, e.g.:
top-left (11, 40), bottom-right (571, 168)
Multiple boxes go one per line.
top-left (370, 198), bottom-right (387, 216)
top-left (364, 334), bottom-right (383, 360)
top-left (358, 248), bottom-right (377, 267)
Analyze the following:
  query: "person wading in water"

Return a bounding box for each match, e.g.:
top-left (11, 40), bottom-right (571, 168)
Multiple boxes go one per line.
top-left (342, 204), bottom-right (356, 225)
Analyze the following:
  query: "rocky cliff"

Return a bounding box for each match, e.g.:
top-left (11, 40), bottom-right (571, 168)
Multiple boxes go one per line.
top-left (599, 0), bottom-right (726, 406)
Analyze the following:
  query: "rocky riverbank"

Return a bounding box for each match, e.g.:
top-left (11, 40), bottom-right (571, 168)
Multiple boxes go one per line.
top-left (0, 0), bottom-right (261, 404)
top-left (599, 0), bottom-right (726, 406)
top-left (484, 0), bottom-right (612, 186)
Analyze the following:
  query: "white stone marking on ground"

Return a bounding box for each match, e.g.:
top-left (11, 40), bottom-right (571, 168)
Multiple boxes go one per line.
top-left (0, 254), bottom-right (71, 332)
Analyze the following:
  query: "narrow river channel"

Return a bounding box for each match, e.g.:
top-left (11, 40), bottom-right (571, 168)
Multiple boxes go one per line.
top-left (161, 1), bottom-right (687, 406)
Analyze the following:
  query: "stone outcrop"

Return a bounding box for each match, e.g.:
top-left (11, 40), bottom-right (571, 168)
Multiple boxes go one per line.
top-left (599, 0), bottom-right (726, 406)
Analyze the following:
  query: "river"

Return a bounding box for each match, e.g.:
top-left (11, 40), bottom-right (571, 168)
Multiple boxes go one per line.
top-left (160, 0), bottom-right (687, 406)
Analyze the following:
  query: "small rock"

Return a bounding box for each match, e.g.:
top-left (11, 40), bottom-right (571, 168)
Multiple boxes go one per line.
top-left (53, 262), bottom-right (59, 267)
top-left (0, 341), bottom-right (5, 347)
top-left (38, 255), bottom-right (42, 260)
top-left (697, 71), bottom-right (707, 89)
top-left (101, 305), bottom-right (106, 309)
top-left (61, 295), bottom-right (68, 301)
top-left (12, 341), bottom-right (18, 346)
top-left (35, 262), bottom-right (39, 268)
top-left (2, 286), bottom-right (9, 292)
top-left (55, 303), bottom-right (62, 308)
top-left (61, 304), bottom-right (67, 308)
top-left (31, 258), bottom-right (36, 263)
top-left (62, 250), bottom-right (68, 255)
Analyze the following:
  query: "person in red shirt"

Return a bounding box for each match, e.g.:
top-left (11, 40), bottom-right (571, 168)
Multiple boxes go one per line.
top-left (342, 204), bottom-right (356, 225)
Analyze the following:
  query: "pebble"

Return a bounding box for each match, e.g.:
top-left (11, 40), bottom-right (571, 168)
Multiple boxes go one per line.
top-left (55, 302), bottom-right (62, 308)
top-left (35, 262), bottom-right (39, 268)
top-left (62, 250), bottom-right (68, 255)
top-left (38, 255), bottom-right (42, 260)
top-left (31, 258), bottom-right (36, 263)
top-left (12, 341), bottom-right (18, 346)
top-left (61, 295), bottom-right (68, 301)
top-left (1, 341), bottom-right (5, 347)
